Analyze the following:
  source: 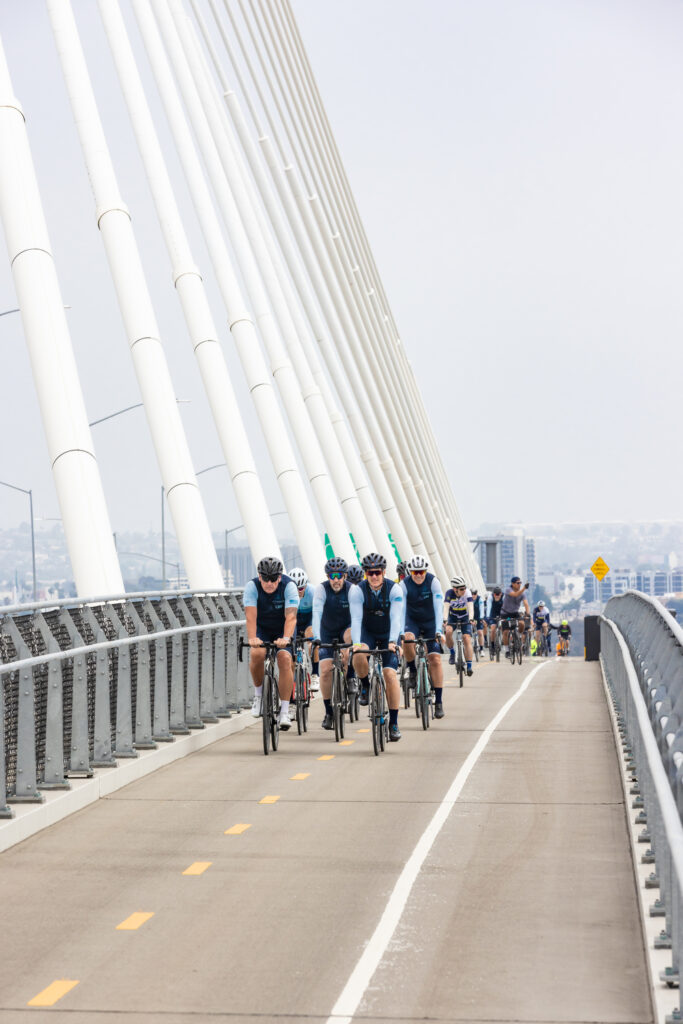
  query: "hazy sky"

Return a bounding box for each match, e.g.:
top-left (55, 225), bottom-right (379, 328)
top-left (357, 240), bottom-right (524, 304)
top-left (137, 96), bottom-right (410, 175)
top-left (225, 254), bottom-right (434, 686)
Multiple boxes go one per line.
top-left (1, 0), bottom-right (682, 549)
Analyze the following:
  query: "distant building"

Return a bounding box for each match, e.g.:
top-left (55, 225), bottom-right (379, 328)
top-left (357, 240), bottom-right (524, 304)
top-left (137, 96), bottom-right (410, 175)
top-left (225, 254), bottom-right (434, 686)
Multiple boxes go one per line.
top-left (473, 528), bottom-right (536, 589)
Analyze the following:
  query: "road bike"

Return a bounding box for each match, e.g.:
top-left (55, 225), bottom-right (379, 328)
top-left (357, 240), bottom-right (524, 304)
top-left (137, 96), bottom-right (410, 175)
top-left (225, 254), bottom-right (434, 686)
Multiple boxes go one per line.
top-left (503, 617), bottom-right (524, 666)
top-left (536, 629), bottom-right (550, 658)
top-left (364, 647), bottom-right (392, 755)
top-left (490, 620), bottom-right (501, 662)
top-left (453, 625), bottom-right (466, 687)
top-left (413, 635), bottom-right (438, 730)
top-left (328, 639), bottom-right (354, 740)
top-left (292, 637), bottom-right (312, 735)
top-left (239, 639), bottom-right (284, 756)
top-left (559, 636), bottom-right (570, 657)
top-left (399, 651), bottom-right (412, 710)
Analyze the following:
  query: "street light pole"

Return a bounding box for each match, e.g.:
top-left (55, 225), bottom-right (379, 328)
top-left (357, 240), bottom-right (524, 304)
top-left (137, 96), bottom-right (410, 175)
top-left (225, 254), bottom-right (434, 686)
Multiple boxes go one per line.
top-left (0, 479), bottom-right (37, 601)
top-left (161, 485), bottom-right (166, 589)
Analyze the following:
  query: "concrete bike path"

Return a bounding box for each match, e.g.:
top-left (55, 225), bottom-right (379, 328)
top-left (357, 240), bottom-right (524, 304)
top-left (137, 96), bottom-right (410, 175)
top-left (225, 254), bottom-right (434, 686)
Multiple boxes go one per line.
top-left (0, 656), bottom-right (651, 1023)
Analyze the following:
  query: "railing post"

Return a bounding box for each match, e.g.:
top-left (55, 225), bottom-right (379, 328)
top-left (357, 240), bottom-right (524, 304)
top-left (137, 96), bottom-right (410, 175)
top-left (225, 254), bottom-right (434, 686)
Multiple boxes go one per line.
top-left (0, 675), bottom-right (14, 817)
top-left (175, 598), bottom-right (203, 729)
top-left (192, 597), bottom-right (218, 723)
top-left (31, 613), bottom-right (70, 786)
top-left (108, 604), bottom-right (137, 759)
top-left (203, 597), bottom-right (230, 717)
top-left (144, 601), bottom-right (173, 742)
top-left (15, 664), bottom-right (44, 801)
top-left (80, 607), bottom-right (116, 768)
top-left (124, 601), bottom-right (156, 751)
top-left (160, 598), bottom-right (189, 734)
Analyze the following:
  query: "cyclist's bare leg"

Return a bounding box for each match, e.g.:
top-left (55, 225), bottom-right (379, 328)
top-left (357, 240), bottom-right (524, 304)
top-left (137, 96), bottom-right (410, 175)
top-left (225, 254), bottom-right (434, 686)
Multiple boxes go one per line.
top-left (275, 648), bottom-right (293, 700)
top-left (445, 624), bottom-right (454, 651)
top-left (463, 633), bottom-right (474, 661)
top-left (402, 631), bottom-right (416, 664)
top-left (352, 644), bottom-right (370, 679)
top-left (428, 651), bottom-right (443, 686)
top-left (383, 667), bottom-right (400, 711)
top-left (320, 658), bottom-right (333, 700)
top-left (249, 646), bottom-right (266, 687)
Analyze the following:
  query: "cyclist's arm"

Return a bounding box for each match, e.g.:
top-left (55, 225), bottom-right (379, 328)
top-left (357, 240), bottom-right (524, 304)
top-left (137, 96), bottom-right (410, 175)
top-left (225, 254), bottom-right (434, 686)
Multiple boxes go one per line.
top-left (431, 577), bottom-right (444, 631)
top-left (467, 594), bottom-right (474, 621)
top-left (349, 583), bottom-right (364, 646)
top-left (389, 582), bottom-right (404, 644)
top-left (522, 598), bottom-right (530, 615)
top-left (280, 581), bottom-right (300, 641)
top-left (311, 583), bottom-right (326, 640)
top-left (243, 580), bottom-right (258, 643)
top-left (399, 579), bottom-right (408, 634)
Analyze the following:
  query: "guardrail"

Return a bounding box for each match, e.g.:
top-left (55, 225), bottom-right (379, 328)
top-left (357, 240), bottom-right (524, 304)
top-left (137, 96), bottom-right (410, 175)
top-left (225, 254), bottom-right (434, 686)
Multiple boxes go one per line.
top-left (0, 589), bottom-right (249, 819)
top-left (602, 591), bottom-right (683, 1016)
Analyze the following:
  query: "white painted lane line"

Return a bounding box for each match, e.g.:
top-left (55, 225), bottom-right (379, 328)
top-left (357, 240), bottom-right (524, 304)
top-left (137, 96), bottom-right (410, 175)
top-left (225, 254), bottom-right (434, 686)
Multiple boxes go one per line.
top-left (325, 660), bottom-right (551, 1024)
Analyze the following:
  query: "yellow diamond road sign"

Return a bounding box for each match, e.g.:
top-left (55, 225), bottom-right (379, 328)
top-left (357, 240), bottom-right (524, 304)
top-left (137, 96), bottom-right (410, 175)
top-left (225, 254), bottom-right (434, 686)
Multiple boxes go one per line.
top-left (591, 557), bottom-right (610, 581)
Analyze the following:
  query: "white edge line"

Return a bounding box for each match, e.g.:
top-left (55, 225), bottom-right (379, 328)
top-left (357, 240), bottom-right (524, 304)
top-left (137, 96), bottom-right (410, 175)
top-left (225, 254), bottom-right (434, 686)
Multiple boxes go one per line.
top-left (326, 659), bottom-right (551, 1023)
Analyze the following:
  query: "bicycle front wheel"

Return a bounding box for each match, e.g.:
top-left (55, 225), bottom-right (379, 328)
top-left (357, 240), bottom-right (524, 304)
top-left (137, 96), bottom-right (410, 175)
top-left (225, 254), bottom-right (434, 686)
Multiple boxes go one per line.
top-left (371, 675), bottom-right (382, 756)
top-left (457, 643), bottom-right (465, 688)
top-left (418, 663), bottom-right (430, 730)
top-left (332, 666), bottom-right (344, 741)
top-left (270, 679), bottom-right (280, 751)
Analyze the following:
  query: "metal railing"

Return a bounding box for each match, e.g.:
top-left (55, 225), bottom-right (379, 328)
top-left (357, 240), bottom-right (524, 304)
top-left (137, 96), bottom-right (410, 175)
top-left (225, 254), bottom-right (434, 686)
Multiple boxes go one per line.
top-left (602, 592), bottom-right (683, 1015)
top-left (0, 589), bottom-right (249, 819)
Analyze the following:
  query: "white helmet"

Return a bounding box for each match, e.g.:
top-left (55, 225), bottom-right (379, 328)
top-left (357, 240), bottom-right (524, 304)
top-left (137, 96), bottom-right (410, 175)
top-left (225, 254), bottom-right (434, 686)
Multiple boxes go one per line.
top-left (406, 554), bottom-right (429, 572)
top-left (450, 575), bottom-right (466, 588)
top-left (538, 600), bottom-right (545, 607)
top-left (289, 567), bottom-right (308, 589)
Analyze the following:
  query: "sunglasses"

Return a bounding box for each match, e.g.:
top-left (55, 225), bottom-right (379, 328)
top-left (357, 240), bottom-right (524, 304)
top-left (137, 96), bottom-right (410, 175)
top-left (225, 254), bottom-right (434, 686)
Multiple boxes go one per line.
top-left (327, 571), bottom-right (345, 580)
top-left (455, 586), bottom-right (466, 592)
top-left (410, 569), bottom-right (426, 576)
top-left (366, 569), bottom-right (383, 577)
top-left (259, 574), bottom-right (280, 583)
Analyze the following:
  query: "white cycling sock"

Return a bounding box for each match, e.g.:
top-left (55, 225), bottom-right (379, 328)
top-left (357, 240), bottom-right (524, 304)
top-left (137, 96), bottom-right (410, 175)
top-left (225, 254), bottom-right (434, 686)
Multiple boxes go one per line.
top-left (253, 685), bottom-right (263, 697)
top-left (279, 699), bottom-right (290, 715)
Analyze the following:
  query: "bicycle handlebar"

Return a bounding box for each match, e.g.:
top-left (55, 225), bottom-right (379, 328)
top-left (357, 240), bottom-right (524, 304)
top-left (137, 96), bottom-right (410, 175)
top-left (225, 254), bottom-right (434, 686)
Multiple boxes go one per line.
top-left (238, 638), bottom-right (293, 661)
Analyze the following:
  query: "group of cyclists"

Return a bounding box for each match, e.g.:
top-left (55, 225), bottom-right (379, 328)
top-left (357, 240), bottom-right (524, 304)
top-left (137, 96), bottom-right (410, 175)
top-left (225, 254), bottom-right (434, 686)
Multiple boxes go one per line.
top-left (243, 552), bottom-right (573, 748)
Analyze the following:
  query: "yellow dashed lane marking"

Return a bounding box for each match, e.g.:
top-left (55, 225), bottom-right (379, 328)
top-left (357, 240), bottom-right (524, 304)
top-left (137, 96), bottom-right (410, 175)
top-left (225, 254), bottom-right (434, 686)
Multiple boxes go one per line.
top-left (357, 728), bottom-right (370, 733)
top-left (28, 980), bottom-right (79, 1007)
top-left (116, 912), bottom-right (154, 931)
top-left (225, 823), bottom-right (252, 835)
top-left (183, 861), bottom-right (212, 876)
top-left (339, 739), bottom-right (354, 746)
top-left (259, 795), bottom-right (280, 804)
top-left (318, 754), bottom-right (335, 760)
top-left (290, 773), bottom-right (310, 780)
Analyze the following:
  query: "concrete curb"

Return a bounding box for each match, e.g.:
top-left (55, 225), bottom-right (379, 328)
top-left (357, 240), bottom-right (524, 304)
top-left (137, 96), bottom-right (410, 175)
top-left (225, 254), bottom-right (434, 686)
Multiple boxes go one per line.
top-left (0, 709), bottom-right (259, 855)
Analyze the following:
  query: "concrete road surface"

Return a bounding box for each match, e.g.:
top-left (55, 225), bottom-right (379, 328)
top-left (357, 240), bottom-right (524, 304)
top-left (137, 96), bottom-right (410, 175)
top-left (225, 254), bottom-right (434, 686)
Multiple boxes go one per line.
top-left (0, 655), bottom-right (652, 1024)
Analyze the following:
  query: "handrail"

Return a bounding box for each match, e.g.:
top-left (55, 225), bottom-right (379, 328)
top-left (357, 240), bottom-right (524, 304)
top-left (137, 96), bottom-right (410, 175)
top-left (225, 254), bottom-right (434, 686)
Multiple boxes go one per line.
top-left (601, 616), bottom-right (683, 887)
top-left (0, 618), bottom-right (246, 676)
top-left (608, 589), bottom-right (683, 646)
top-left (0, 586), bottom-right (244, 618)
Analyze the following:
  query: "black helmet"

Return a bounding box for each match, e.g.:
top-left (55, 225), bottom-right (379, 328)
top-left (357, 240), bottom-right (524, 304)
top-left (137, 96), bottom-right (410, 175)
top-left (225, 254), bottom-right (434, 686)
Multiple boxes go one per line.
top-left (346, 565), bottom-right (363, 584)
top-left (324, 556), bottom-right (348, 575)
top-left (257, 556), bottom-right (283, 578)
top-left (396, 560), bottom-right (407, 576)
top-left (361, 552), bottom-right (387, 570)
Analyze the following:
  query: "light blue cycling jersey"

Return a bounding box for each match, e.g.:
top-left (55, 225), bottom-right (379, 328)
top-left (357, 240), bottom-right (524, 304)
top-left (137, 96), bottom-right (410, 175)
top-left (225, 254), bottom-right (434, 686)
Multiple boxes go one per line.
top-left (243, 578), bottom-right (299, 611)
top-left (297, 583), bottom-right (314, 616)
top-left (349, 579), bottom-right (403, 645)
top-left (400, 574), bottom-right (443, 633)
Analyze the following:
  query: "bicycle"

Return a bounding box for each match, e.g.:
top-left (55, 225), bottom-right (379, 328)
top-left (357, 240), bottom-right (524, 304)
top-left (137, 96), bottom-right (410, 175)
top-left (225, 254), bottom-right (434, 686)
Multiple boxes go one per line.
top-left (453, 625), bottom-right (466, 687)
top-left (412, 634), bottom-right (438, 730)
top-left (507, 618), bottom-right (524, 666)
top-left (364, 647), bottom-right (392, 755)
top-left (535, 629), bottom-right (550, 658)
top-left (292, 637), bottom-right (312, 735)
top-left (239, 639), bottom-right (284, 756)
top-left (559, 636), bottom-right (570, 657)
top-left (399, 651), bottom-right (412, 710)
top-left (489, 620), bottom-right (501, 662)
top-left (328, 639), bottom-right (354, 741)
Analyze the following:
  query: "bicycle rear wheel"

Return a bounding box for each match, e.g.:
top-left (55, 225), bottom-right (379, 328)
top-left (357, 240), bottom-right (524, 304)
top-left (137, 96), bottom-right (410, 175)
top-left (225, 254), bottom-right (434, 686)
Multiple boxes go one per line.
top-left (400, 657), bottom-right (411, 710)
top-left (457, 642), bottom-right (465, 687)
top-left (294, 665), bottom-right (304, 736)
top-left (262, 674), bottom-right (272, 755)
top-left (379, 679), bottom-right (387, 752)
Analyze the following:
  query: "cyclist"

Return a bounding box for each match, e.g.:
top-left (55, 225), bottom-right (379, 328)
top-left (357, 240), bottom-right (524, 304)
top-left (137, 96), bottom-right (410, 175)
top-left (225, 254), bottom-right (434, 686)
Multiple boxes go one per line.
top-left (486, 586), bottom-right (504, 654)
top-left (532, 599), bottom-right (551, 654)
top-left (400, 554), bottom-right (445, 717)
top-left (290, 567), bottom-right (318, 689)
top-left (346, 564), bottom-right (364, 585)
top-left (350, 552), bottom-right (404, 742)
top-left (500, 577), bottom-right (530, 657)
top-left (443, 575), bottom-right (474, 675)
top-left (557, 618), bottom-right (572, 655)
top-left (396, 560), bottom-right (407, 583)
top-left (471, 589), bottom-right (485, 655)
top-left (312, 556), bottom-right (352, 731)
top-left (243, 556), bottom-right (298, 730)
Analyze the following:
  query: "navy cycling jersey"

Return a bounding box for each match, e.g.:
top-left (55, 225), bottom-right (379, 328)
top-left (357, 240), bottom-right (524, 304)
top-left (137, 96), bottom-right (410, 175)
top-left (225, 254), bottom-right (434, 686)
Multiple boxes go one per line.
top-left (445, 587), bottom-right (473, 623)
top-left (401, 572), bottom-right (442, 632)
top-left (472, 596), bottom-right (482, 620)
top-left (296, 583), bottom-right (314, 630)
top-left (244, 574), bottom-right (298, 636)
top-left (487, 595), bottom-right (504, 618)
top-left (312, 580), bottom-right (352, 640)
top-left (350, 578), bottom-right (403, 643)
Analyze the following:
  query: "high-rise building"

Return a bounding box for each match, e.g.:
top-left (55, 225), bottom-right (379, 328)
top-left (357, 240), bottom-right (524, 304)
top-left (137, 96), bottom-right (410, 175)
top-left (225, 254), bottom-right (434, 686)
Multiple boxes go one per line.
top-left (474, 528), bottom-right (536, 589)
